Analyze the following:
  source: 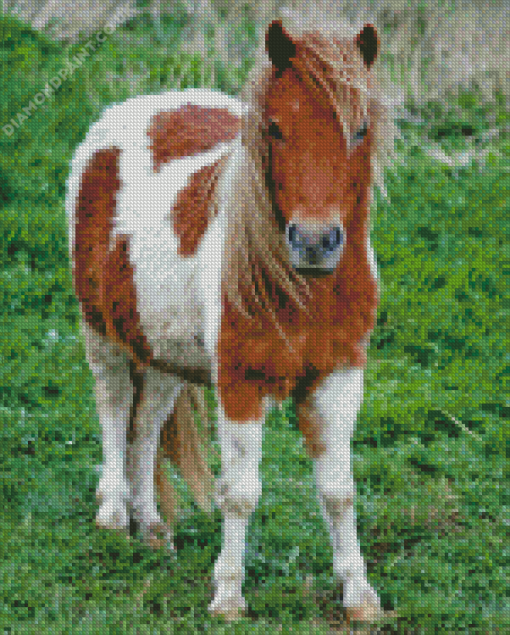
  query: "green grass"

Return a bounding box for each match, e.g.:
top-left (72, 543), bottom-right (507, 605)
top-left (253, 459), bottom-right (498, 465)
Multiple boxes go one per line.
top-left (0, 9), bottom-right (509, 634)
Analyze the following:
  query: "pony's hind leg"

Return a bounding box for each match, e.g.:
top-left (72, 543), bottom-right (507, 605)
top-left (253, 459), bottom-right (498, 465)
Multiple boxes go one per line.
top-left (308, 368), bottom-right (381, 622)
top-left (82, 322), bottom-right (133, 532)
top-left (128, 367), bottom-right (182, 547)
top-left (209, 407), bottom-right (264, 620)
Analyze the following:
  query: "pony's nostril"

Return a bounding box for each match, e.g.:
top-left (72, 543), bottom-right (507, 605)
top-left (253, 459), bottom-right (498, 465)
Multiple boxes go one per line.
top-left (305, 246), bottom-right (319, 264)
top-left (321, 227), bottom-right (343, 251)
top-left (287, 224), bottom-right (302, 249)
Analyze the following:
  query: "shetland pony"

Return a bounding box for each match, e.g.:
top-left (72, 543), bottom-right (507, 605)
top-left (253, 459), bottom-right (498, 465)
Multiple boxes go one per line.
top-left (67, 19), bottom-right (391, 622)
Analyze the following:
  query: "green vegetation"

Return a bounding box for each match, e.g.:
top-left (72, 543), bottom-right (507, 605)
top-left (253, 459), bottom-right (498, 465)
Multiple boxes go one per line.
top-left (0, 8), bottom-right (508, 633)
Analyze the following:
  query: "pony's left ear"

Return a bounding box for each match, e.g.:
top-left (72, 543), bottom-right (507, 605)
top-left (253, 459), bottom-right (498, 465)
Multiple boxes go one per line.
top-left (356, 24), bottom-right (379, 68)
top-left (266, 20), bottom-right (297, 73)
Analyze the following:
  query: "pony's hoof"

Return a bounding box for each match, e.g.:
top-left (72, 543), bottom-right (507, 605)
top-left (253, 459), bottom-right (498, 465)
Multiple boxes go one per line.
top-left (208, 596), bottom-right (246, 621)
top-left (95, 502), bottom-right (129, 532)
top-left (345, 589), bottom-right (383, 624)
top-left (95, 479), bottom-right (130, 532)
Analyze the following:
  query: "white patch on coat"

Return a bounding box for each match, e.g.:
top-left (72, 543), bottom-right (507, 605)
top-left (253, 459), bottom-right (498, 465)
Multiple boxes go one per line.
top-left (215, 410), bottom-right (264, 516)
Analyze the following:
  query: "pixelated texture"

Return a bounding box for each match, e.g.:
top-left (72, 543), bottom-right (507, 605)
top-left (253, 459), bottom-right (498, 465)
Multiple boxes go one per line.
top-left (0, 3), bottom-right (508, 633)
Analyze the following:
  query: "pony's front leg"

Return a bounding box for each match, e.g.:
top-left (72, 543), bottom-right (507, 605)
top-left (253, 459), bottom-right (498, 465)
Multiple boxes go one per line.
top-left (308, 368), bottom-right (381, 622)
top-left (209, 407), bottom-right (264, 620)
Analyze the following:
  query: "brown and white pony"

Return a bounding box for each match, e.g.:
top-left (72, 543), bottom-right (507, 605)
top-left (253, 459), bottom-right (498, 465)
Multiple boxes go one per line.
top-left (67, 19), bottom-right (391, 623)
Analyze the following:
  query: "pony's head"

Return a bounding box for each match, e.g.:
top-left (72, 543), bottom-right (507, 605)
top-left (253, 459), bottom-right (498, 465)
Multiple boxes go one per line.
top-left (224, 19), bottom-right (390, 318)
top-left (263, 20), bottom-right (378, 274)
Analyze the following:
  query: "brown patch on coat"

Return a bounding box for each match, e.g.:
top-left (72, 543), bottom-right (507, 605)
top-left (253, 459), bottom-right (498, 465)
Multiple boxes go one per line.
top-left (147, 104), bottom-right (240, 172)
top-left (102, 234), bottom-right (152, 364)
top-left (172, 155), bottom-right (228, 256)
top-left (73, 147), bottom-right (152, 366)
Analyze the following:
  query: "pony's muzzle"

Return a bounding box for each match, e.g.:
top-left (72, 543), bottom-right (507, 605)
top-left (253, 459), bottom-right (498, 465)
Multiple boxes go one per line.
top-left (286, 222), bottom-right (345, 273)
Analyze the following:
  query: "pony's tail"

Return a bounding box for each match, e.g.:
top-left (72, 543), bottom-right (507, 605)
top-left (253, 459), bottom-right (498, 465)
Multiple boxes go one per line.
top-left (156, 384), bottom-right (214, 526)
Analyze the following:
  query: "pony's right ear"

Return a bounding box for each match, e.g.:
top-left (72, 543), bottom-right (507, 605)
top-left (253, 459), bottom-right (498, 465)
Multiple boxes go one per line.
top-left (266, 20), bottom-right (297, 73)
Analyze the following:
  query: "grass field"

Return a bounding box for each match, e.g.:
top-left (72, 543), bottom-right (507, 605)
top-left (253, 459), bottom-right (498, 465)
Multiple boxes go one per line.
top-left (0, 6), bottom-right (509, 633)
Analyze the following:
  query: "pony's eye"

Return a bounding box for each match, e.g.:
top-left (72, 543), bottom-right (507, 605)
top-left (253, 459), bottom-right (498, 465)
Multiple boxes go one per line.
top-left (267, 120), bottom-right (284, 141)
top-left (353, 121), bottom-right (368, 144)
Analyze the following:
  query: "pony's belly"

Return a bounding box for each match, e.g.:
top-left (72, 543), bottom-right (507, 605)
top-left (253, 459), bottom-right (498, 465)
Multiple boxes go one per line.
top-left (151, 336), bottom-right (211, 378)
top-left (139, 300), bottom-right (211, 375)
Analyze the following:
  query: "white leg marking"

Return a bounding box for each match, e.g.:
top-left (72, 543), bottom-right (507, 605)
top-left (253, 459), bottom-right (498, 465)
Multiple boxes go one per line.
top-left (313, 368), bottom-right (381, 617)
top-left (129, 367), bottom-right (182, 545)
top-left (209, 409), bottom-right (264, 619)
top-left (83, 323), bottom-right (133, 531)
